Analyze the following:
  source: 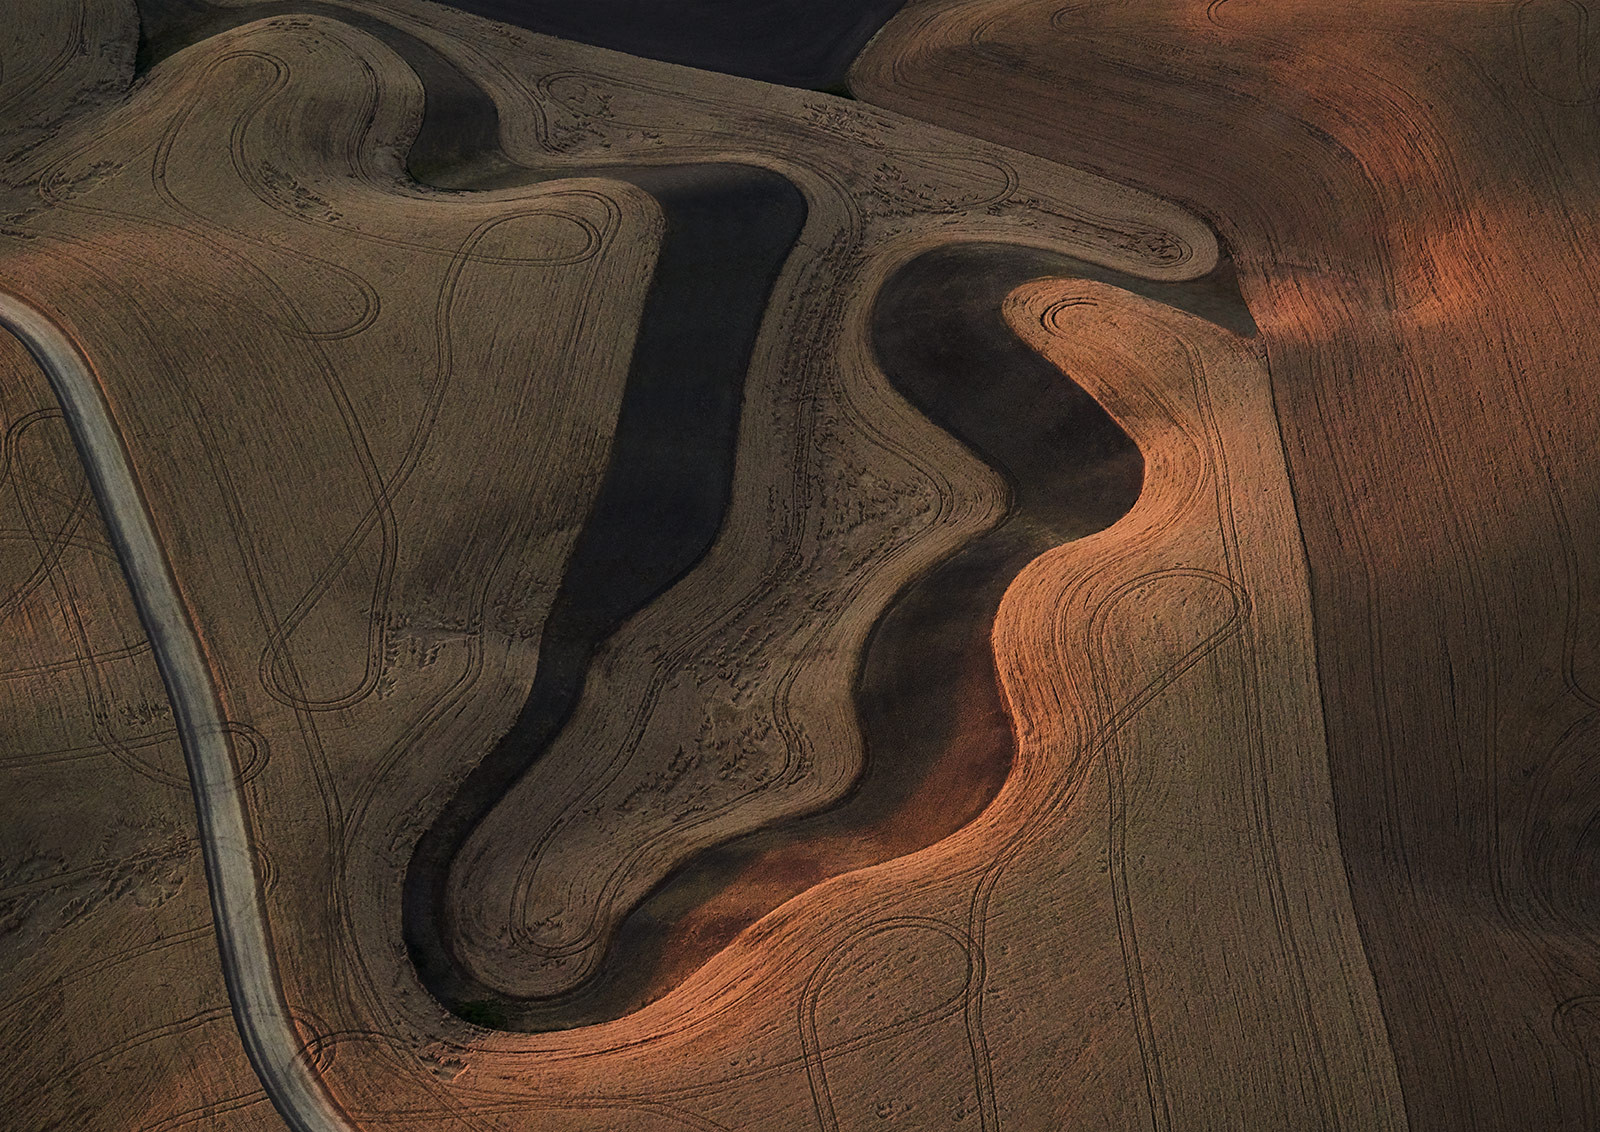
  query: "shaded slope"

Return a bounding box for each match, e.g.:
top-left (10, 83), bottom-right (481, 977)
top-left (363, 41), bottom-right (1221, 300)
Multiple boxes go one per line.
top-left (404, 162), bottom-right (807, 1022)
top-left (134, 0), bottom-right (813, 1031)
top-left (420, 0), bottom-right (903, 90)
top-left (128, 0), bottom-right (1256, 1041)
top-left (136, 0), bottom-right (531, 185)
top-left (440, 243), bottom-right (1251, 1030)
top-left (852, 5), bottom-right (1600, 1125)
top-left (137, 0), bottom-right (903, 91)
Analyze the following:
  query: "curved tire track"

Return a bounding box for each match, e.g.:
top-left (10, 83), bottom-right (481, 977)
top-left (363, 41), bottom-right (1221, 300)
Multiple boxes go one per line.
top-left (401, 160), bottom-right (808, 1027)
top-left (123, 0), bottom-right (1253, 1044)
top-left (416, 242), bottom-right (1249, 1030)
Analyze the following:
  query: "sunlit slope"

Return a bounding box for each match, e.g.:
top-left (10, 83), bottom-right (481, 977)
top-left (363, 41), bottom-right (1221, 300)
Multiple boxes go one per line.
top-left (853, 1), bottom-right (1600, 1125)
top-left (8, 0), bottom-right (1572, 1127)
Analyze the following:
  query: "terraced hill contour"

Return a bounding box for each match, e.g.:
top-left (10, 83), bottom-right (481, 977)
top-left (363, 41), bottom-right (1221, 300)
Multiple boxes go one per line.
top-left (2, 0), bottom-right (1592, 1128)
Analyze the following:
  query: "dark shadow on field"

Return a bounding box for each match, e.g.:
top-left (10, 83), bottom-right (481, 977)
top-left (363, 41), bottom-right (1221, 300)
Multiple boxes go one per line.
top-left (497, 245), bottom-right (1182, 1028)
top-left (137, 0), bottom-right (901, 91)
top-left (131, 1), bottom-right (1256, 1032)
top-left (465, 244), bottom-right (1253, 1030)
top-left (417, 0), bottom-right (903, 91)
top-left (402, 161), bottom-right (806, 1025)
top-left (134, 0), bottom-right (807, 1026)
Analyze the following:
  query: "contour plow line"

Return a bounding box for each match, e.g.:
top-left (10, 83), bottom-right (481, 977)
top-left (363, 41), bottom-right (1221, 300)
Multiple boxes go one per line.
top-left (0, 288), bottom-right (352, 1132)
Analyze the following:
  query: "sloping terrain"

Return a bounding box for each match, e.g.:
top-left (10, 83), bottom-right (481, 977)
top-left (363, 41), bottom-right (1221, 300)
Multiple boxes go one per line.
top-left (852, 3), bottom-right (1600, 1125)
top-left (1, 0), bottom-right (1593, 1129)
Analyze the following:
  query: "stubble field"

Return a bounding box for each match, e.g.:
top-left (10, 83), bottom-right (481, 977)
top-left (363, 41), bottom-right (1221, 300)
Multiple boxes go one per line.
top-left (3, 1), bottom-right (1597, 1129)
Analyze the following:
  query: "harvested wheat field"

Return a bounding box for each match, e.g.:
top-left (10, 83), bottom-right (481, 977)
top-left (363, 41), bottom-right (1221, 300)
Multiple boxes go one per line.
top-left (1, 0), bottom-right (1596, 1128)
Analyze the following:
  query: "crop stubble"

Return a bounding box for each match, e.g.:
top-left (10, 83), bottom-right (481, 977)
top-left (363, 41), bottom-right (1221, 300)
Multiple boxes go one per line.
top-left (852, 1), bottom-right (1600, 1125)
top-left (3, 0), bottom-right (1578, 1128)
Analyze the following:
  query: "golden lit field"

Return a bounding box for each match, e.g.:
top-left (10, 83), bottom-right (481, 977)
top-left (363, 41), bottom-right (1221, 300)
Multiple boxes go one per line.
top-left (2, 0), bottom-right (1597, 1129)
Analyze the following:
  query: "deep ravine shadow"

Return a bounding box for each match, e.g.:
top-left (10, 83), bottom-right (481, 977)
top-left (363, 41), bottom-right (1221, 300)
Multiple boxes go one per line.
top-left (483, 243), bottom-right (1257, 1030)
top-left (130, 1), bottom-right (1256, 1032)
top-left (402, 161), bottom-right (807, 1022)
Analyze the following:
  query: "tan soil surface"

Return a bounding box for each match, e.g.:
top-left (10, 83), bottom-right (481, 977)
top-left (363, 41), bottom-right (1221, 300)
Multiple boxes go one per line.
top-left (2, 0), bottom-right (1592, 1128)
top-left (852, 3), bottom-right (1600, 1124)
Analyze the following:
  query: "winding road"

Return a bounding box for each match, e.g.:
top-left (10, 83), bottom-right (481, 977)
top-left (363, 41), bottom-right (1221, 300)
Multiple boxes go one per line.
top-left (0, 291), bottom-right (349, 1132)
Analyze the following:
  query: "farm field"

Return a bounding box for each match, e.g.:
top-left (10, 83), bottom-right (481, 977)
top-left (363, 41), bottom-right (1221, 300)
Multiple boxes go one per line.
top-left (1, 1), bottom-right (1596, 1129)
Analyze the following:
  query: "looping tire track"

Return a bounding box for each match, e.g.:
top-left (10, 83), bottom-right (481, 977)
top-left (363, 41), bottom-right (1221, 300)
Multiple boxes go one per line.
top-left (6, 8), bottom-right (1273, 1129)
top-left (798, 916), bottom-right (994, 1132)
